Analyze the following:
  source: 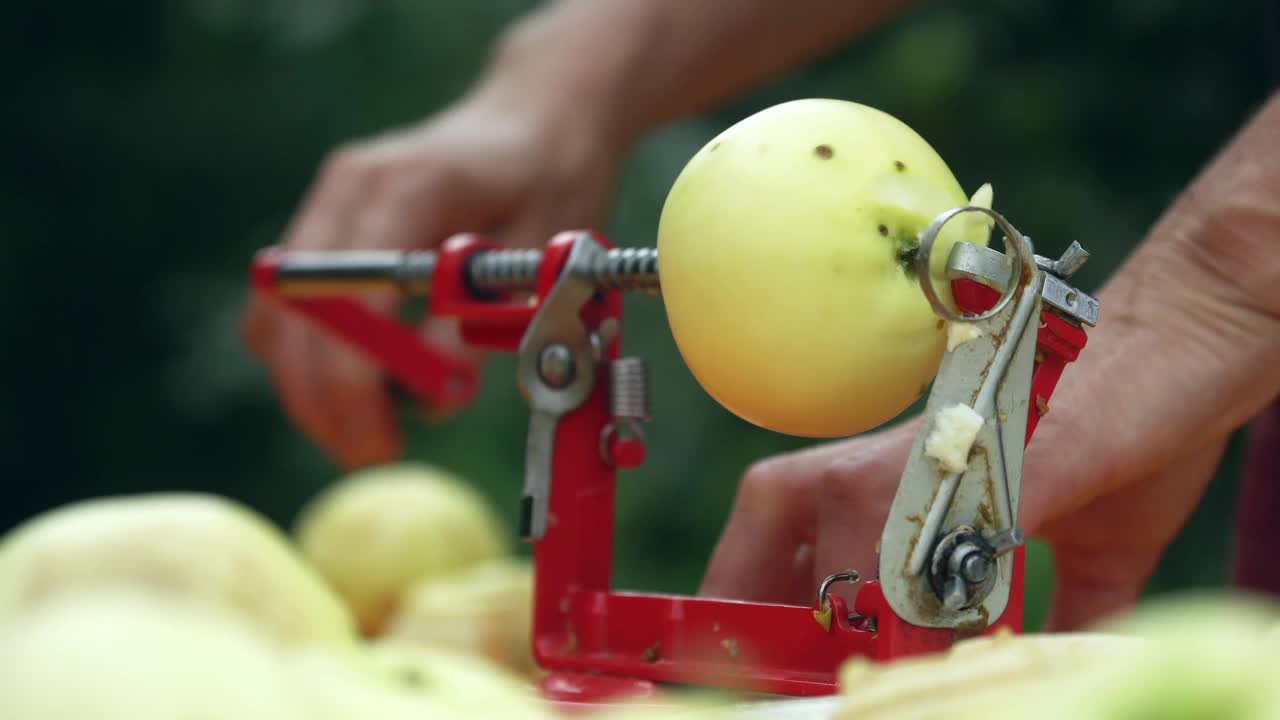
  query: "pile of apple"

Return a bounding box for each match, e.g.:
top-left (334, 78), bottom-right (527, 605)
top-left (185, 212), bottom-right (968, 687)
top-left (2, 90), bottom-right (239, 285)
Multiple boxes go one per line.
top-left (0, 463), bottom-right (561, 720)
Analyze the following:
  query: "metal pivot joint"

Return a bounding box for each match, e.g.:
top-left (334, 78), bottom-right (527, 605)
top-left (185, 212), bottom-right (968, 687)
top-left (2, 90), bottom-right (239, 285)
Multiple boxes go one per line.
top-left (930, 526), bottom-right (1025, 612)
top-left (515, 234), bottom-right (613, 542)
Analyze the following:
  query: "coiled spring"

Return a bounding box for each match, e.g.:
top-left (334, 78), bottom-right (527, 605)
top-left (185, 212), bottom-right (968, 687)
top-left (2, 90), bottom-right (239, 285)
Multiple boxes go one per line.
top-left (609, 357), bottom-right (651, 423)
top-left (600, 356), bottom-right (651, 466)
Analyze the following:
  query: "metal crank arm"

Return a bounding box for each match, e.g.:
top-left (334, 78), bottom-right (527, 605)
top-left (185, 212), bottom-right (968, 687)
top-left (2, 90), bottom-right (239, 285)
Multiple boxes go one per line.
top-left (516, 234), bottom-right (611, 542)
top-left (879, 207), bottom-right (1043, 629)
top-left (950, 241), bottom-right (1098, 327)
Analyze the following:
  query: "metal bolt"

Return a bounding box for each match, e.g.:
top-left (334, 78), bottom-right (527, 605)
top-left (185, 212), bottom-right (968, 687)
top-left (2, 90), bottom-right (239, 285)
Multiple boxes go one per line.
top-left (961, 554), bottom-right (992, 584)
top-left (538, 344), bottom-right (575, 388)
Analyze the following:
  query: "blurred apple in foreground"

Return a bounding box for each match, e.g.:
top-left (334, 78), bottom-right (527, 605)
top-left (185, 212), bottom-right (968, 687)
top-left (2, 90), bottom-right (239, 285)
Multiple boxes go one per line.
top-left (0, 588), bottom-right (307, 720)
top-left (833, 629), bottom-right (1147, 720)
top-left (0, 586), bottom-right (551, 720)
top-left (832, 590), bottom-right (1280, 720)
top-left (1069, 591), bottom-right (1280, 720)
top-left (287, 641), bottom-right (549, 720)
top-left (381, 556), bottom-right (535, 675)
top-left (0, 493), bottom-right (355, 647)
top-left (295, 462), bottom-right (510, 634)
top-left (365, 641), bottom-right (550, 716)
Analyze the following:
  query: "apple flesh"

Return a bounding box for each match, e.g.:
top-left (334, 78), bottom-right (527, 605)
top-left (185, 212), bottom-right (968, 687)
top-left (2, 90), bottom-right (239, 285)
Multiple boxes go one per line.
top-left (657, 98), bottom-right (993, 438)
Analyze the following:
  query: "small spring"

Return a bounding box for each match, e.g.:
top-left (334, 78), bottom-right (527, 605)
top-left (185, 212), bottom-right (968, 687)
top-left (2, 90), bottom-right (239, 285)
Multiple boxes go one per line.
top-left (609, 357), bottom-right (651, 423)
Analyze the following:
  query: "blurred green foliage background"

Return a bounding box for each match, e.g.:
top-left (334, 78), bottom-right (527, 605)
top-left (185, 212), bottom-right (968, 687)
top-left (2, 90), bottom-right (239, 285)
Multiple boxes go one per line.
top-left (2, 0), bottom-right (1274, 633)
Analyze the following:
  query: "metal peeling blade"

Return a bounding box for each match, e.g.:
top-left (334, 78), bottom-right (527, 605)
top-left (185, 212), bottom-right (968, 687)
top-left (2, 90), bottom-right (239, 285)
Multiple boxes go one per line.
top-left (520, 409), bottom-right (559, 540)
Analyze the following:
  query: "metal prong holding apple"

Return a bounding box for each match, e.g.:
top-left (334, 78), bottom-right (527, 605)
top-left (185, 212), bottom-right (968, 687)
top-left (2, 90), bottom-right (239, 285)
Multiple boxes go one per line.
top-left (657, 98), bottom-right (995, 438)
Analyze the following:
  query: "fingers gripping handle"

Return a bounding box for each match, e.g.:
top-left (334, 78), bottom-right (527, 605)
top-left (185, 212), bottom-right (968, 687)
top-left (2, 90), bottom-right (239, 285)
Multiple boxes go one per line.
top-left (250, 248), bottom-right (479, 412)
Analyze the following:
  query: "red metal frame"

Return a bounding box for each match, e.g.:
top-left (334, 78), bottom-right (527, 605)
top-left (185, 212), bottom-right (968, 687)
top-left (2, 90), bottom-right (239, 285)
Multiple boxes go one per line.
top-left (250, 232), bottom-right (1088, 702)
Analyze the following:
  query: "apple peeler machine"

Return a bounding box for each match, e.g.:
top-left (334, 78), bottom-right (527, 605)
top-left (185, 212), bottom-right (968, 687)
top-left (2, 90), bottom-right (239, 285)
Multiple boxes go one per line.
top-left (248, 206), bottom-right (1099, 704)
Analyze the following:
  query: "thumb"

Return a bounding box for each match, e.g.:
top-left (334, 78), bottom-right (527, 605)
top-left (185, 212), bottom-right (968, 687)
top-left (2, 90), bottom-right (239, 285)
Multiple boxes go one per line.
top-left (811, 419), bottom-right (918, 604)
top-left (697, 418), bottom-right (918, 605)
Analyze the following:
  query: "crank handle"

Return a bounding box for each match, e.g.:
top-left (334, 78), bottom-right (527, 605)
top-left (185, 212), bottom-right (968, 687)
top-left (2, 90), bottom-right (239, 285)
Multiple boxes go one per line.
top-left (250, 247), bottom-right (479, 412)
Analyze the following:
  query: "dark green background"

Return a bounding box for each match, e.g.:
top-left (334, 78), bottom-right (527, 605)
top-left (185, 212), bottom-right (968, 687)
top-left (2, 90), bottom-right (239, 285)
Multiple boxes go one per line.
top-left (3, 0), bottom-right (1273, 632)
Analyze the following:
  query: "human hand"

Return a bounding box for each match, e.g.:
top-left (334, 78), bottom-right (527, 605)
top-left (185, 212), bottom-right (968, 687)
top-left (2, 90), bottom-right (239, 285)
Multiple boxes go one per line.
top-left (697, 391), bottom-right (1229, 632)
top-left (242, 75), bottom-right (627, 470)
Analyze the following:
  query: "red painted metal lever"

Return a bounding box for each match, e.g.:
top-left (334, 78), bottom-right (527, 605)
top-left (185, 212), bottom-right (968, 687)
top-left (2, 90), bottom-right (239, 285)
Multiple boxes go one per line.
top-left (250, 247), bottom-right (479, 412)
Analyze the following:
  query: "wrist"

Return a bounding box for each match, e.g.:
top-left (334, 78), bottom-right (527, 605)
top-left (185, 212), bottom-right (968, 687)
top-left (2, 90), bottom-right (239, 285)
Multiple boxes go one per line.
top-left (1169, 91), bottom-right (1280, 320)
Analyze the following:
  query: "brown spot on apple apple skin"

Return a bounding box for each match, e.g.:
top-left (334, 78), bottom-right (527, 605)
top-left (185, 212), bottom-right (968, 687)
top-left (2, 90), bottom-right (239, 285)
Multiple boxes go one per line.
top-left (894, 160), bottom-right (907, 172)
top-left (936, 319), bottom-right (945, 330)
top-left (399, 667), bottom-right (427, 689)
top-left (815, 144), bottom-right (834, 159)
top-left (878, 224), bottom-right (889, 236)
top-left (709, 142), bottom-right (721, 153)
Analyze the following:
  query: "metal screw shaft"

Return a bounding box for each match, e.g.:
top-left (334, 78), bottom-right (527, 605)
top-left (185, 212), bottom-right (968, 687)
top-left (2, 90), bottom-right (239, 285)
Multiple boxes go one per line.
top-left (468, 247), bottom-right (659, 294)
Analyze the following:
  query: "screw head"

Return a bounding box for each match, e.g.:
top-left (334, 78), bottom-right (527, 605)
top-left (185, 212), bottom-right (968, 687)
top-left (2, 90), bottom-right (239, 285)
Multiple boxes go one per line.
top-left (538, 344), bottom-right (575, 388)
top-left (961, 554), bottom-right (992, 584)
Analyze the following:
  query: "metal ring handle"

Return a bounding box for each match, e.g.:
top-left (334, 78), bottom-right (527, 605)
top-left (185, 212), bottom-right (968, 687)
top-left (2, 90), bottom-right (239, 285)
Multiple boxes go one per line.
top-left (915, 206), bottom-right (1036, 323)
